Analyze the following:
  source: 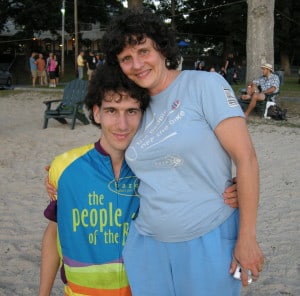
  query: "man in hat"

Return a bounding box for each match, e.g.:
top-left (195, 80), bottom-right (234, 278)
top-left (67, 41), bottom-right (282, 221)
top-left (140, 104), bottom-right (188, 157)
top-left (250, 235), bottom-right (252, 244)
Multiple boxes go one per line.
top-left (240, 63), bottom-right (280, 117)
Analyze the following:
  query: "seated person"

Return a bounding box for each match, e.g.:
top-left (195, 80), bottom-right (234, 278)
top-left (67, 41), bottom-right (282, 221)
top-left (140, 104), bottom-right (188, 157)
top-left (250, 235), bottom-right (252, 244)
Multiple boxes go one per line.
top-left (240, 63), bottom-right (280, 117)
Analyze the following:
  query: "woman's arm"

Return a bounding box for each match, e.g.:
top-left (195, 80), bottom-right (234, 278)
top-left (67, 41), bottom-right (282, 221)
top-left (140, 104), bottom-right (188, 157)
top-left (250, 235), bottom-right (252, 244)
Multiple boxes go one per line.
top-left (45, 165), bottom-right (240, 207)
top-left (215, 117), bottom-right (264, 286)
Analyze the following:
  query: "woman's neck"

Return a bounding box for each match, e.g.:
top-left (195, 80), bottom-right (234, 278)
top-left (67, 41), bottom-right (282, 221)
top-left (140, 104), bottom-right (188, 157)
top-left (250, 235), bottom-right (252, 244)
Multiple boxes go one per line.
top-left (150, 69), bottom-right (181, 96)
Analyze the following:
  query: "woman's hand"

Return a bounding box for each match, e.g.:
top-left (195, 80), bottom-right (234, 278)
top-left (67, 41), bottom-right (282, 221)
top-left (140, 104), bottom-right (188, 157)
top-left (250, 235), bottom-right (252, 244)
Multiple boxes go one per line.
top-left (230, 238), bottom-right (264, 286)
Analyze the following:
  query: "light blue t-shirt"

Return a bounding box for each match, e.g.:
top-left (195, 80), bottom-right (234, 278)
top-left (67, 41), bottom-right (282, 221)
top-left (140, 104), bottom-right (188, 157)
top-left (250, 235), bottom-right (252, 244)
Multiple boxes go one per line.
top-left (125, 70), bottom-right (244, 242)
top-left (29, 56), bottom-right (37, 71)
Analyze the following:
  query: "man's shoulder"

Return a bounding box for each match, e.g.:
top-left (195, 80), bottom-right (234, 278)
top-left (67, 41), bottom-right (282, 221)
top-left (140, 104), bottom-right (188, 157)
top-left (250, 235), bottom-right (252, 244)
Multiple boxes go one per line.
top-left (55, 143), bottom-right (94, 161)
top-left (269, 73), bottom-right (280, 86)
top-left (49, 144), bottom-right (95, 187)
top-left (52, 144), bottom-right (94, 169)
top-left (49, 143), bottom-right (95, 184)
top-left (270, 73), bottom-right (280, 80)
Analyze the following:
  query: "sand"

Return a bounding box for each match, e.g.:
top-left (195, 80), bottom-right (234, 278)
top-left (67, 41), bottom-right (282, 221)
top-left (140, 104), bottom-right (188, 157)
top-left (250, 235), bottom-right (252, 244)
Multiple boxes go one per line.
top-left (0, 89), bottom-right (299, 296)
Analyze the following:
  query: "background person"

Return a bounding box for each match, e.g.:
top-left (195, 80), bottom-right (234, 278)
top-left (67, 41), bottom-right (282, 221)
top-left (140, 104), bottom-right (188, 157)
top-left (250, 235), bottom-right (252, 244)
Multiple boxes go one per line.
top-left (86, 50), bottom-right (97, 80)
top-left (96, 53), bottom-right (105, 66)
top-left (102, 9), bottom-right (264, 296)
top-left (36, 53), bottom-right (47, 86)
top-left (53, 54), bottom-right (60, 85)
top-left (29, 51), bottom-right (37, 87)
top-left (240, 63), bottom-right (280, 117)
top-left (224, 52), bottom-right (236, 84)
top-left (219, 66), bottom-right (226, 79)
top-left (47, 54), bottom-right (57, 88)
top-left (77, 50), bottom-right (85, 79)
top-left (195, 60), bottom-right (205, 71)
top-left (46, 52), bottom-right (53, 83)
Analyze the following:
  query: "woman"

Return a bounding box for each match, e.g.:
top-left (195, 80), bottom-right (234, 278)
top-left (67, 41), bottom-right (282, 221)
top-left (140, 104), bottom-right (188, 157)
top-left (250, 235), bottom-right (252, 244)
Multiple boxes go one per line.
top-left (101, 9), bottom-right (264, 296)
top-left (53, 54), bottom-right (60, 86)
top-left (47, 54), bottom-right (57, 88)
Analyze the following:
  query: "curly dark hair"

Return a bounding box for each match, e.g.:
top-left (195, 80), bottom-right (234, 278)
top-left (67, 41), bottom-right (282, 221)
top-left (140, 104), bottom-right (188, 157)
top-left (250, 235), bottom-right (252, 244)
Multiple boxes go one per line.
top-left (101, 9), bottom-right (180, 70)
top-left (85, 63), bottom-right (150, 127)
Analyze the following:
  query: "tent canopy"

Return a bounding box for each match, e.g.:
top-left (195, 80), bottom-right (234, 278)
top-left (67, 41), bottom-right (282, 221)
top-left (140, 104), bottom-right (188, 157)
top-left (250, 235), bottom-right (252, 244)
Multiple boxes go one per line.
top-left (178, 40), bottom-right (189, 47)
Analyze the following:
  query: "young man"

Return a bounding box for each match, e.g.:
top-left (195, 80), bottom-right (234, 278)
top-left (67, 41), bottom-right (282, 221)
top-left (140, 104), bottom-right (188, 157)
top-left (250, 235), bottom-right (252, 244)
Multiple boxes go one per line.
top-left (39, 64), bottom-right (150, 296)
top-left (240, 63), bottom-right (280, 117)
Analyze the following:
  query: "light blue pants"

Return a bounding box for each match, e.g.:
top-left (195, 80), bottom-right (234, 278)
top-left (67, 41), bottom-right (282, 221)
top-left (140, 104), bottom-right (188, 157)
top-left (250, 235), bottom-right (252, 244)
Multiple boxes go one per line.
top-left (77, 66), bottom-right (84, 79)
top-left (123, 210), bottom-right (241, 296)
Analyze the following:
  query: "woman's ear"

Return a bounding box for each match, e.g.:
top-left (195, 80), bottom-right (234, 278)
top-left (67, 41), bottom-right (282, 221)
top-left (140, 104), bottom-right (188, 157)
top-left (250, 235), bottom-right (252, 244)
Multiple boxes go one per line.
top-left (93, 105), bottom-right (101, 124)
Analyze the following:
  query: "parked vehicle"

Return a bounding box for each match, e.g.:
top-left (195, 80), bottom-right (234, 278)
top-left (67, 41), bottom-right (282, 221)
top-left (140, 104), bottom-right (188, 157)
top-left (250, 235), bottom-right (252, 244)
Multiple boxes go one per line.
top-left (0, 64), bottom-right (13, 87)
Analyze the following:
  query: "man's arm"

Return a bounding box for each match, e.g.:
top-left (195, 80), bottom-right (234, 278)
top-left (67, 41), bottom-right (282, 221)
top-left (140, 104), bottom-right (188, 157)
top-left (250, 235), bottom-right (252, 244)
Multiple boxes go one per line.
top-left (262, 74), bottom-right (280, 95)
top-left (223, 178), bottom-right (239, 208)
top-left (262, 86), bottom-right (276, 95)
top-left (39, 221), bottom-right (59, 296)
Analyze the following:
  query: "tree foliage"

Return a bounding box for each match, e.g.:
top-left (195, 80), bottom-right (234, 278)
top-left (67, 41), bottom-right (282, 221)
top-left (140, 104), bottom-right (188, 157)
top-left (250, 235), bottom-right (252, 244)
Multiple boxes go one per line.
top-left (146, 0), bottom-right (248, 61)
top-left (0, 0), bottom-right (11, 31)
top-left (149, 0), bottom-right (299, 69)
top-left (2, 0), bottom-right (124, 38)
top-left (127, 0), bottom-right (143, 8)
top-left (275, 0), bottom-right (300, 72)
top-left (1, 0), bottom-right (299, 69)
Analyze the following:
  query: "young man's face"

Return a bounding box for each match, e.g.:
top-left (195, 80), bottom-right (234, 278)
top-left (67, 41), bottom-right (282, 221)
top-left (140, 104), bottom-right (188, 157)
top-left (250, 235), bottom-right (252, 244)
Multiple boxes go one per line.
top-left (117, 37), bottom-right (169, 96)
top-left (93, 93), bottom-right (142, 156)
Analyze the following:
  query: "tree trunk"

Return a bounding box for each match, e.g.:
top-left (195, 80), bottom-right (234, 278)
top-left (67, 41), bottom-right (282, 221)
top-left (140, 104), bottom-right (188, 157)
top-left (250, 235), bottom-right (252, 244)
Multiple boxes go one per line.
top-left (277, 1), bottom-right (292, 76)
top-left (127, 0), bottom-right (143, 9)
top-left (246, 0), bottom-right (275, 83)
top-left (280, 52), bottom-right (291, 76)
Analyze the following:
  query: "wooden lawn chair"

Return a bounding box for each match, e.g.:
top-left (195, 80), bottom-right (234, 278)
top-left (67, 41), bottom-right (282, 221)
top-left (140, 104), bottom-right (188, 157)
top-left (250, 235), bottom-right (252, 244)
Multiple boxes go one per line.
top-left (43, 79), bottom-right (90, 130)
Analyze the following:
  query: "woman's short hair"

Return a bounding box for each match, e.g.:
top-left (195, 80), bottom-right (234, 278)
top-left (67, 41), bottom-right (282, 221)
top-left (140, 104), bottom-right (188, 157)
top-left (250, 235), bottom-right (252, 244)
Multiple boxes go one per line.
top-left (101, 9), bottom-right (180, 70)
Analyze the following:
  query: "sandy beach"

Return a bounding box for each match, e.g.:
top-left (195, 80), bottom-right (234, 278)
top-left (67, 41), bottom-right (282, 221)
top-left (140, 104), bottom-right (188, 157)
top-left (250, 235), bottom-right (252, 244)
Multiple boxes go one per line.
top-left (0, 89), bottom-right (299, 296)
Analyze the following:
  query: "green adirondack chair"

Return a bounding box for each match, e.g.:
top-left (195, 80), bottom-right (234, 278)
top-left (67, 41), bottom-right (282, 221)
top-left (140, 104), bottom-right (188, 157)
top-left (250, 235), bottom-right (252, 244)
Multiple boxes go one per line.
top-left (43, 79), bottom-right (90, 130)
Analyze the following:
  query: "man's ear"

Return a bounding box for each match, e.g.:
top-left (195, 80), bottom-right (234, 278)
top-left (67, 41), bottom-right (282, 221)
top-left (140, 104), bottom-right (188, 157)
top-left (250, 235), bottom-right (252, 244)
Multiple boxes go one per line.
top-left (93, 105), bottom-right (101, 124)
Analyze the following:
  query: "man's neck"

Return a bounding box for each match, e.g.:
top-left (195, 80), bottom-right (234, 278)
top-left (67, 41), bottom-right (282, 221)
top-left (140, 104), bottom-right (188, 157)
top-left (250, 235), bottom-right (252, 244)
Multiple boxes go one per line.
top-left (97, 140), bottom-right (124, 179)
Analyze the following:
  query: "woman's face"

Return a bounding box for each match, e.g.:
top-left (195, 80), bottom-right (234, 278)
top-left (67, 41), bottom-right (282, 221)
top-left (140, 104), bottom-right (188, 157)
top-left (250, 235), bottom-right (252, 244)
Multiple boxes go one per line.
top-left (117, 38), bottom-right (170, 95)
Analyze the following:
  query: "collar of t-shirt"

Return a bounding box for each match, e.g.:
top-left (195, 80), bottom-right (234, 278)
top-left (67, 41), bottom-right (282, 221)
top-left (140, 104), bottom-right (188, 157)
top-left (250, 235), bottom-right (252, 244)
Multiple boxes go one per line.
top-left (95, 140), bottom-right (109, 156)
